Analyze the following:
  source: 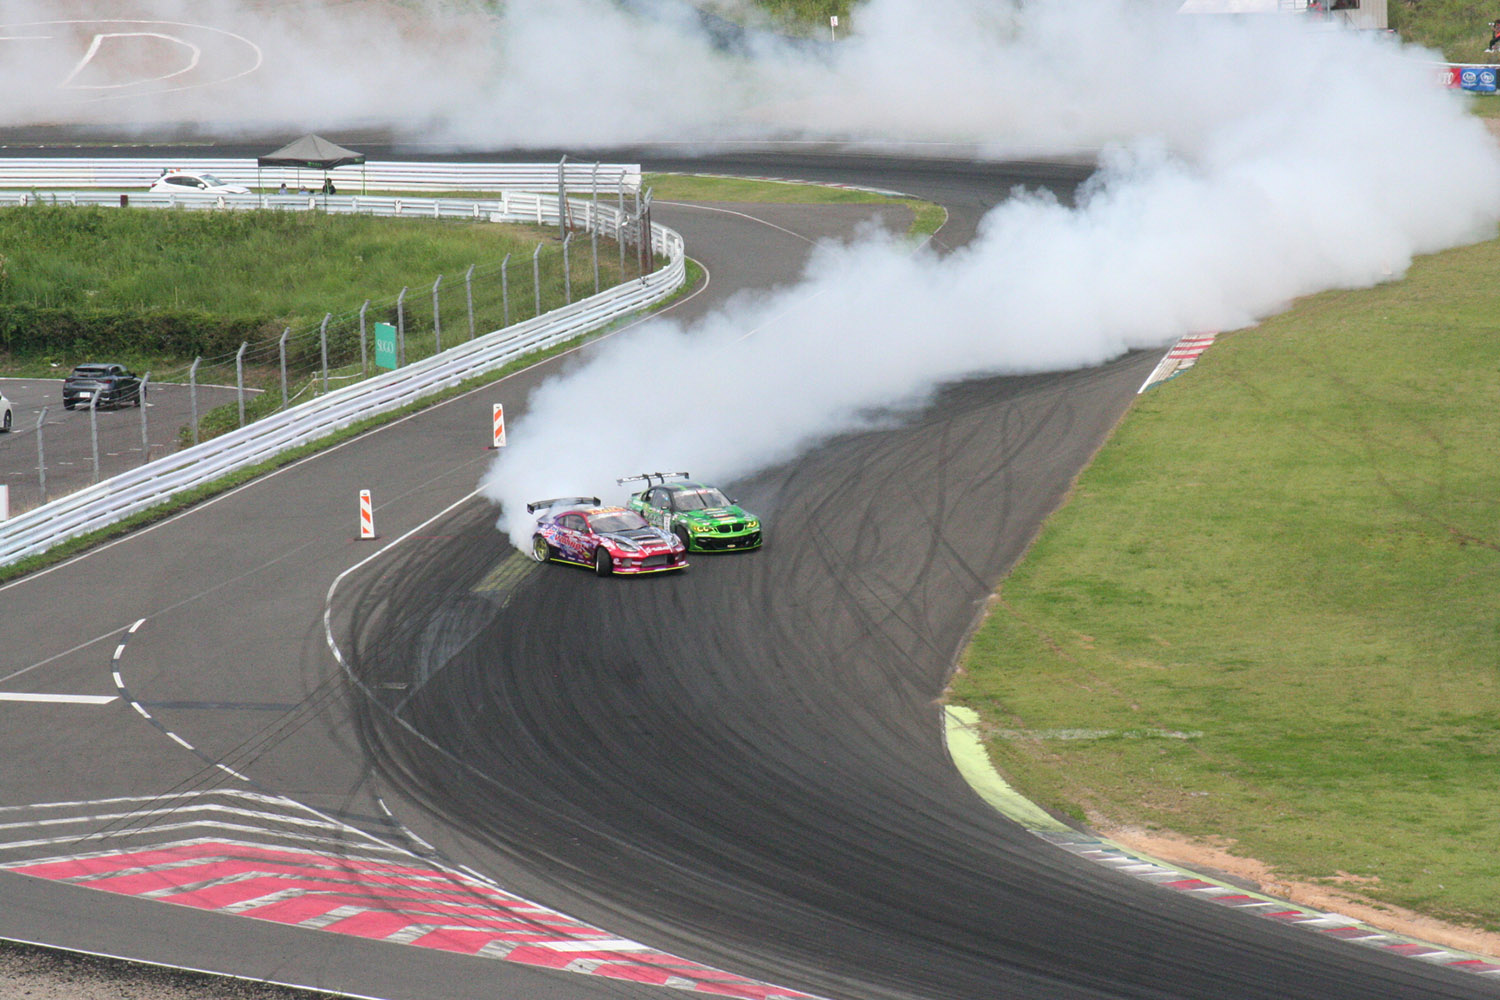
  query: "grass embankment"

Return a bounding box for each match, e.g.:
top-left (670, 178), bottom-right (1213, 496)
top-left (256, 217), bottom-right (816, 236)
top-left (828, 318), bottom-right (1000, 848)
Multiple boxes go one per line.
top-left (0, 203), bottom-right (610, 380)
top-left (1392, 0), bottom-right (1500, 62)
top-left (951, 233), bottom-right (1500, 933)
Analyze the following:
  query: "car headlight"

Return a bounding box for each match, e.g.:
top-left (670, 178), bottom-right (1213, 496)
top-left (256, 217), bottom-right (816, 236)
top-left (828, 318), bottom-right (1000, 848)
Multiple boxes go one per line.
top-left (689, 522), bottom-right (712, 533)
top-left (745, 520), bottom-right (760, 530)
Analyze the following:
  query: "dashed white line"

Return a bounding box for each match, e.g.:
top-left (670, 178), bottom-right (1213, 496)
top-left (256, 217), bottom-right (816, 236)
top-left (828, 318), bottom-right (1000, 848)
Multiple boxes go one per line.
top-left (166, 732), bottom-right (194, 750)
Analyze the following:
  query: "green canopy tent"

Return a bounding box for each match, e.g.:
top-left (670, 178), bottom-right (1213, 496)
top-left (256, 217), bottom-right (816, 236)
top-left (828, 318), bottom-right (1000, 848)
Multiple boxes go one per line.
top-left (256, 134), bottom-right (367, 195)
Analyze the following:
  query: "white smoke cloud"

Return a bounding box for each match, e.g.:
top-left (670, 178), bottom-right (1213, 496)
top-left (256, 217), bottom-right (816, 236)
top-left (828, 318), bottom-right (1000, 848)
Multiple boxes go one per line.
top-left (474, 1), bottom-right (1500, 547)
top-left (1, 0), bottom-right (1494, 549)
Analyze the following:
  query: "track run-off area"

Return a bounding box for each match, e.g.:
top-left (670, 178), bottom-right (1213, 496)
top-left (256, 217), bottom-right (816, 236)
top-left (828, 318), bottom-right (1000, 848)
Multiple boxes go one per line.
top-left (0, 141), bottom-right (1495, 1000)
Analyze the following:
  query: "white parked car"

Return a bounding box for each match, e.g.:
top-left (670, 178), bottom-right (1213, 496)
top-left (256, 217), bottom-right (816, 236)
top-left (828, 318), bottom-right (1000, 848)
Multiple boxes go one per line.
top-left (148, 171), bottom-right (250, 195)
top-left (0, 389), bottom-right (12, 432)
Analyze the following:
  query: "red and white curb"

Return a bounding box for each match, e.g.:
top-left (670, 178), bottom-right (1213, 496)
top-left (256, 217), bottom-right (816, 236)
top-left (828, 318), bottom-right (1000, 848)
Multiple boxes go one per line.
top-left (944, 707), bottom-right (1500, 981)
top-left (1038, 832), bottom-right (1500, 979)
top-left (1, 836), bottom-right (817, 999)
top-left (1139, 332), bottom-right (1217, 393)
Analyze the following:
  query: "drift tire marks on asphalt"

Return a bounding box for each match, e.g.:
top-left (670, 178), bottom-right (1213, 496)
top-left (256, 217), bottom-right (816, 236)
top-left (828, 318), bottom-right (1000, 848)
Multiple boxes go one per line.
top-left (334, 344), bottom-right (1495, 1000)
top-left (0, 187), bottom-right (916, 999)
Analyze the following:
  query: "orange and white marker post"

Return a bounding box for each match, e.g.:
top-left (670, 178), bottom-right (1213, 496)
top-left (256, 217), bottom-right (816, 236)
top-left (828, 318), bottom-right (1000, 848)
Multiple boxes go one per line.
top-left (491, 403), bottom-right (507, 449)
top-left (358, 489), bottom-right (375, 539)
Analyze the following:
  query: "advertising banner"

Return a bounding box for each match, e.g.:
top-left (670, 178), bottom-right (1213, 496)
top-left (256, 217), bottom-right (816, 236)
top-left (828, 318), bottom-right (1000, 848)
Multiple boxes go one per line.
top-left (374, 322), bottom-right (397, 370)
top-left (1460, 65), bottom-right (1497, 92)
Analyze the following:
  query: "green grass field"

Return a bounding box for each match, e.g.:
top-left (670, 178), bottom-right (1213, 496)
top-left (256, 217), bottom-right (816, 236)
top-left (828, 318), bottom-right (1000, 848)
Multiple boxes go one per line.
top-left (0, 204), bottom-right (595, 375)
top-left (950, 232), bottom-right (1500, 933)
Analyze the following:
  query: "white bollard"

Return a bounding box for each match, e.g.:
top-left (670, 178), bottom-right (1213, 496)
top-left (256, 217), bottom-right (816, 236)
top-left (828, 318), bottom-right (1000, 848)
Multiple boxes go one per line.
top-left (491, 404), bottom-right (506, 449)
top-left (358, 489), bottom-right (375, 539)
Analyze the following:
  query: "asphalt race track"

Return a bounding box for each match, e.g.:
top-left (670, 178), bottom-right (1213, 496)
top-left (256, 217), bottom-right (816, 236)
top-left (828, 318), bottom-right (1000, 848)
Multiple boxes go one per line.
top-left (1, 147), bottom-right (1495, 1000)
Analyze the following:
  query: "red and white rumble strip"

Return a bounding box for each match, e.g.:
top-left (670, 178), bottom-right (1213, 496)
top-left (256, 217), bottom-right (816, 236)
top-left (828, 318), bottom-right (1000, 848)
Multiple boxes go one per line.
top-left (1138, 332), bottom-right (1217, 393)
top-left (3, 837), bottom-right (817, 999)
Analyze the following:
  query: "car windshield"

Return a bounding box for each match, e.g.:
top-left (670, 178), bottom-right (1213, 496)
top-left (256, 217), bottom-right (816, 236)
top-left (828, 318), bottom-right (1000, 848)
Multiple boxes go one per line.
top-left (589, 511), bottom-right (647, 533)
top-left (673, 488), bottom-right (730, 511)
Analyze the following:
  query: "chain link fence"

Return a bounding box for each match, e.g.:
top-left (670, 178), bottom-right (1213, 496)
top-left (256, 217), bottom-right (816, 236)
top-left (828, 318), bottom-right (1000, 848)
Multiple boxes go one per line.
top-left (0, 187), bottom-right (661, 516)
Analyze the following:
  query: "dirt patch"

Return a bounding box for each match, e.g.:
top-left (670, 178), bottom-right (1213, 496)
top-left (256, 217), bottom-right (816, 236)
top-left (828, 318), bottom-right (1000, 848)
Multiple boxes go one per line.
top-left (1100, 824), bottom-right (1500, 960)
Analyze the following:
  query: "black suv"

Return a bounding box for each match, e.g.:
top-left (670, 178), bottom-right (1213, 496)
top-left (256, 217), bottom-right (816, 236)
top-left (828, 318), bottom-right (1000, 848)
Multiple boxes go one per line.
top-left (62, 364), bottom-right (143, 410)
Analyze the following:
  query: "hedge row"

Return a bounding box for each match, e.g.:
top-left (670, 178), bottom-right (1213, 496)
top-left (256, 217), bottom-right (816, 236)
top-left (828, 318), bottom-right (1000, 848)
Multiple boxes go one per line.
top-left (0, 305), bottom-right (282, 360)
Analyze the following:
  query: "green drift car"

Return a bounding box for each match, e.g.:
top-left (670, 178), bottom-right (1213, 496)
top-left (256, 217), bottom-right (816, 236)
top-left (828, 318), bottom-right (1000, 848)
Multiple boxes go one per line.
top-left (620, 472), bottom-right (762, 553)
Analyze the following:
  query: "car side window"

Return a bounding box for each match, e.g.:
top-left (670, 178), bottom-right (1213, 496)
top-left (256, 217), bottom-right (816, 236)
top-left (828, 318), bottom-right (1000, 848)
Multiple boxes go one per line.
top-left (559, 514), bottom-right (584, 532)
top-left (647, 488), bottom-right (665, 507)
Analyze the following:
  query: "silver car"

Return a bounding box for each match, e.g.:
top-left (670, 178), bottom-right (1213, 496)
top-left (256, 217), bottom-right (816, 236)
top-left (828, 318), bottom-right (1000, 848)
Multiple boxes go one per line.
top-left (0, 389), bottom-right (12, 432)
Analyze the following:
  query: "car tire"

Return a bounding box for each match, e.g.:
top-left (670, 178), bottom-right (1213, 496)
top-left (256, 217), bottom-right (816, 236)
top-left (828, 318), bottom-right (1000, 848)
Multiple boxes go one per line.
top-left (594, 547), bottom-right (613, 577)
top-left (531, 535), bottom-right (553, 563)
top-left (133, 390), bottom-right (142, 408)
top-left (1, 411), bottom-right (9, 432)
top-left (674, 527), bottom-right (692, 552)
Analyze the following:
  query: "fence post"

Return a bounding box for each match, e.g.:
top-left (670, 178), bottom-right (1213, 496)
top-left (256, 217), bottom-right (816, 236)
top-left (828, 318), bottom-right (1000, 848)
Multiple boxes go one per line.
top-left (138, 373), bottom-right (150, 464)
top-left (591, 164), bottom-right (601, 295)
top-left (359, 300), bottom-right (369, 377)
top-left (279, 327), bottom-right (290, 409)
top-left (501, 254), bottom-right (511, 326)
top-left (562, 233), bottom-right (573, 305)
top-left (189, 357), bottom-right (201, 447)
top-left (640, 187), bottom-right (654, 276)
top-left (320, 313), bottom-right (331, 393)
top-left (532, 243), bottom-right (543, 318)
top-left (35, 407), bottom-right (47, 505)
top-left (557, 153), bottom-right (568, 239)
top-left (432, 274), bottom-right (443, 353)
top-left (465, 264), bottom-right (475, 340)
top-left (396, 287), bottom-right (407, 367)
top-left (235, 342), bottom-right (247, 427)
top-left (617, 180), bottom-right (627, 276)
top-left (89, 394), bottom-right (101, 485)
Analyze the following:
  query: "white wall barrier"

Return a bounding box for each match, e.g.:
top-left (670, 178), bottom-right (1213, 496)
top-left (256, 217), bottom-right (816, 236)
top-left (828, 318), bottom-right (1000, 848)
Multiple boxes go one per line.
top-left (0, 178), bottom-right (684, 569)
top-left (0, 158), bottom-right (641, 194)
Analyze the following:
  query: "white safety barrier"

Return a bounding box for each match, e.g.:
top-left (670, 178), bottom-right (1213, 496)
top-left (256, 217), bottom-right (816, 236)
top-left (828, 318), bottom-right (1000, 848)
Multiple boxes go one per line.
top-left (0, 158), bottom-right (640, 194)
top-left (0, 182), bottom-right (684, 569)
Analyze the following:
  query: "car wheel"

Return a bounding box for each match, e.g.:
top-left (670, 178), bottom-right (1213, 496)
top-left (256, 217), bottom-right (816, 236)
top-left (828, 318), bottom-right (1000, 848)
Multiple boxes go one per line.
top-left (1, 411), bottom-right (9, 432)
top-left (594, 546), bottom-right (613, 577)
top-left (133, 390), bottom-right (142, 408)
top-left (674, 527), bottom-right (692, 552)
top-left (531, 535), bottom-right (552, 563)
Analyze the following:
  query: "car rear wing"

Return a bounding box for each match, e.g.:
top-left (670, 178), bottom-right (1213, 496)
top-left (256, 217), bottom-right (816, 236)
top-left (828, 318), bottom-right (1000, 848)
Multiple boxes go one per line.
top-left (617, 471), bottom-right (689, 488)
top-left (526, 496), bottom-right (601, 514)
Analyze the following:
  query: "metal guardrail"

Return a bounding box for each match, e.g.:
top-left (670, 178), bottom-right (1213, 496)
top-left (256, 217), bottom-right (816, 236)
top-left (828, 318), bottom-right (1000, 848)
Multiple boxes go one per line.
top-left (0, 158), bottom-right (641, 193)
top-left (0, 184), bottom-right (683, 569)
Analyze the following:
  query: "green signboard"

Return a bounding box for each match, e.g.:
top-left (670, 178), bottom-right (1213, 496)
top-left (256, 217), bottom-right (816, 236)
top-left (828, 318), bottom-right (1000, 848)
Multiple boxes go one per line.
top-left (374, 322), bottom-right (397, 370)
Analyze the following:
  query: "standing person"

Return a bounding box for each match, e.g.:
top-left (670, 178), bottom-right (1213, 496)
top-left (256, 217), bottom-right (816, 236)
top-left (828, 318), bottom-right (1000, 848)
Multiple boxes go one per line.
top-left (1487, 17), bottom-right (1500, 51)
